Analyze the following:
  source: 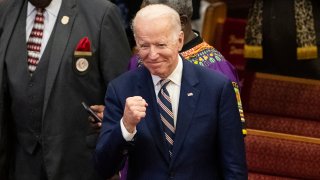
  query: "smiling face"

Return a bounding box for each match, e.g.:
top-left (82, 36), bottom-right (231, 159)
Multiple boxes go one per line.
top-left (133, 5), bottom-right (184, 79)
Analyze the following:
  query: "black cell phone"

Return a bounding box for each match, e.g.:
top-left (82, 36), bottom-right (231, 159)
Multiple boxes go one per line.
top-left (81, 102), bottom-right (102, 123)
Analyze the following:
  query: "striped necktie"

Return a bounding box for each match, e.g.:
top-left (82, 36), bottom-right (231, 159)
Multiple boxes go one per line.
top-left (157, 79), bottom-right (175, 158)
top-left (27, 8), bottom-right (45, 75)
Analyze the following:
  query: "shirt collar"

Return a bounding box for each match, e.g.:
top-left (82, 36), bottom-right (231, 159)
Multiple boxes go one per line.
top-left (27, 0), bottom-right (62, 17)
top-left (152, 55), bottom-right (183, 87)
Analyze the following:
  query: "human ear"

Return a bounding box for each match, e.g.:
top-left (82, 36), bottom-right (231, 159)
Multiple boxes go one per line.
top-left (178, 31), bottom-right (184, 51)
top-left (179, 15), bottom-right (188, 30)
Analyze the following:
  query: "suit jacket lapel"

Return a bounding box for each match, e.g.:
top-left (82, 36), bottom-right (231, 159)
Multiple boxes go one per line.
top-left (42, 0), bottom-right (77, 118)
top-left (170, 61), bottom-right (200, 167)
top-left (0, 0), bottom-right (25, 92)
top-left (138, 67), bottom-right (171, 164)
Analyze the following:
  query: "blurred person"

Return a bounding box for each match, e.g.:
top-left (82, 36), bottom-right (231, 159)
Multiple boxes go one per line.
top-left (110, 0), bottom-right (144, 49)
top-left (0, 0), bottom-right (131, 179)
top-left (94, 4), bottom-right (247, 179)
top-left (245, 0), bottom-right (320, 79)
top-left (190, 0), bottom-right (201, 31)
top-left (225, 0), bottom-right (252, 18)
top-left (190, 0), bottom-right (211, 33)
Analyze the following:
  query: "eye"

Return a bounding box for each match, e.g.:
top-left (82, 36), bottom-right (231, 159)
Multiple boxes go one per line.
top-left (157, 43), bottom-right (167, 48)
top-left (139, 44), bottom-right (150, 50)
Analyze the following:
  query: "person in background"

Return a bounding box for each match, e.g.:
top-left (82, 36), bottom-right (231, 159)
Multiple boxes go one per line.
top-left (94, 4), bottom-right (247, 179)
top-left (110, 0), bottom-right (144, 49)
top-left (225, 0), bottom-right (252, 18)
top-left (0, 0), bottom-right (131, 179)
top-left (245, 0), bottom-right (320, 79)
top-left (190, 0), bottom-right (201, 31)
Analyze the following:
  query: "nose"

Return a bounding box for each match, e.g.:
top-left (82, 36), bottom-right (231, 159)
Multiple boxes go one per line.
top-left (148, 46), bottom-right (159, 59)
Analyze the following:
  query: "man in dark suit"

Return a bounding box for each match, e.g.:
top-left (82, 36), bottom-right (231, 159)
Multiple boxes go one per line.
top-left (0, 0), bottom-right (131, 179)
top-left (94, 4), bottom-right (247, 180)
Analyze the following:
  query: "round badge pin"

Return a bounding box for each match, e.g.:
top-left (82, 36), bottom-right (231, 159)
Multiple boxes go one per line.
top-left (61, 16), bottom-right (69, 25)
top-left (75, 58), bottom-right (89, 72)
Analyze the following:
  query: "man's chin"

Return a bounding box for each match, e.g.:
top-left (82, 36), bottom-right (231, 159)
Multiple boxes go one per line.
top-left (150, 71), bottom-right (168, 79)
top-left (28, 0), bottom-right (52, 8)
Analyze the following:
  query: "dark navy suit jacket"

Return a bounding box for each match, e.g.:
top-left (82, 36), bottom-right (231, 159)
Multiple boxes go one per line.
top-left (95, 60), bottom-right (247, 179)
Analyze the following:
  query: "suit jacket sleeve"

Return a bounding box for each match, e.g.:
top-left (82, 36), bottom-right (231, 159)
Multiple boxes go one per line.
top-left (99, 3), bottom-right (131, 84)
top-left (94, 81), bottom-right (130, 179)
top-left (218, 80), bottom-right (248, 179)
top-left (0, 0), bottom-right (9, 39)
top-left (0, 2), bottom-right (12, 178)
top-left (0, 68), bottom-right (12, 179)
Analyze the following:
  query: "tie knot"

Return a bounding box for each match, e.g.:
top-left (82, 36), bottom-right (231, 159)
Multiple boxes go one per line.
top-left (36, 8), bottom-right (45, 14)
top-left (160, 79), bottom-right (170, 89)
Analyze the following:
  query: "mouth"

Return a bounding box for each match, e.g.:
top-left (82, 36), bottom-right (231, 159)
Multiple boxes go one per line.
top-left (146, 61), bottom-right (163, 67)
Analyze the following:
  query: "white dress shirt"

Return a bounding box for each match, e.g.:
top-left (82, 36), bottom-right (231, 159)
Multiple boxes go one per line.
top-left (26, 0), bottom-right (62, 59)
top-left (121, 56), bottom-right (183, 141)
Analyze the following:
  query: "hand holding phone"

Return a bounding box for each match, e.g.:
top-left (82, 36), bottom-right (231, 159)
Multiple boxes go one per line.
top-left (82, 102), bottom-right (102, 123)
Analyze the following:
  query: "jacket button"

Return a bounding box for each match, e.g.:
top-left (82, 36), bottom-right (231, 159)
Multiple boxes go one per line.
top-left (35, 135), bottom-right (41, 141)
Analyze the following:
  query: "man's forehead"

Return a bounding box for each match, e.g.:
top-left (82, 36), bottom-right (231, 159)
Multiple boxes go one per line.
top-left (134, 5), bottom-right (177, 29)
top-left (136, 34), bottom-right (169, 44)
top-left (135, 13), bottom-right (170, 26)
top-left (136, 4), bottom-right (176, 19)
top-left (135, 18), bottom-right (171, 34)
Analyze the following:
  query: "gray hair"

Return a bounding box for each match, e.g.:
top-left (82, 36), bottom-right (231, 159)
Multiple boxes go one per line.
top-left (132, 4), bottom-right (182, 40)
top-left (143, 0), bottom-right (193, 19)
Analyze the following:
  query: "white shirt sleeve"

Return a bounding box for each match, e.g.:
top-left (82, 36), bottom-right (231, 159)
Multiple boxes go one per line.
top-left (120, 118), bottom-right (137, 141)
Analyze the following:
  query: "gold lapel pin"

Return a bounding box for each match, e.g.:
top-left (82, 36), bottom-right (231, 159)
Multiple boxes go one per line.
top-left (61, 16), bottom-right (69, 25)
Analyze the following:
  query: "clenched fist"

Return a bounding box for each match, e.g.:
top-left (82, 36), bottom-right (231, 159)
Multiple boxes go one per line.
top-left (123, 96), bottom-right (148, 133)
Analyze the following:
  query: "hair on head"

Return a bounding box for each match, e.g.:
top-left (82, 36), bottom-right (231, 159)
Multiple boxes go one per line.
top-left (143, 0), bottom-right (193, 19)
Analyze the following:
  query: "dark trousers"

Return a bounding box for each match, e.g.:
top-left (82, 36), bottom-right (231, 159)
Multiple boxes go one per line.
top-left (11, 143), bottom-right (48, 180)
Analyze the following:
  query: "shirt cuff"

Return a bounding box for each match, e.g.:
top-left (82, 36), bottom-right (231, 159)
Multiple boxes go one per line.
top-left (120, 118), bottom-right (137, 141)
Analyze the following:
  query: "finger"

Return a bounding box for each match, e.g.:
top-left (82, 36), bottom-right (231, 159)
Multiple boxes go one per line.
top-left (133, 98), bottom-right (147, 106)
top-left (92, 122), bottom-right (102, 129)
top-left (90, 105), bottom-right (105, 112)
top-left (88, 116), bottom-right (95, 123)
top-left (134, 111), bottom-right (146, 119)
top-left (134, 105), bottom-right (147, 113)
top-left (88, 116), bottom-right (102, 124)
top-left (96, 112), bottom-right (104, 120)
top-left (137, 98), bottom-right (147, 106)
top-left (90, 105), bottom-right (105, 119)
top-left (132, 96), bottom-right (143, 100)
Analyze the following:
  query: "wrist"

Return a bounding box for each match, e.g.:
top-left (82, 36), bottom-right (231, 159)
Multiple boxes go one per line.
top-left (123, 119), bottom-right (135, 133)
